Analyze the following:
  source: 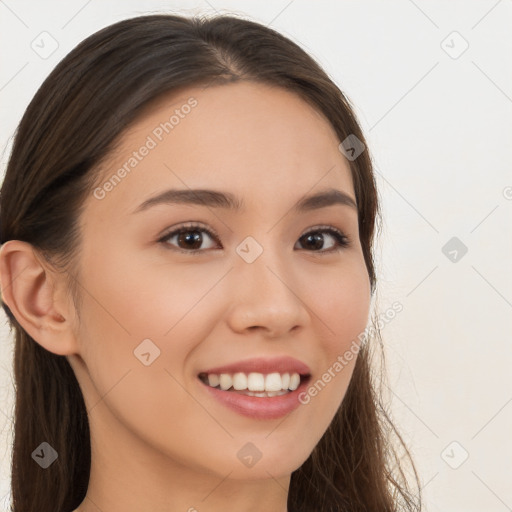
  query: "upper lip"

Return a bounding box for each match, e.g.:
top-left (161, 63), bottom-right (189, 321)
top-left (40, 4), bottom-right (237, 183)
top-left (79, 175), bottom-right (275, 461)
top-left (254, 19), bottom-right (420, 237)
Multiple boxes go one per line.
top-left (198, 356), bottom-right (311, 376)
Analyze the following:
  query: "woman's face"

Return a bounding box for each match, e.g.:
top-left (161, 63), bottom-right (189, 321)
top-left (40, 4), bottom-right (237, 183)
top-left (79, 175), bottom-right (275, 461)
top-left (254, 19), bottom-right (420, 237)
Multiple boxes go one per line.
top-left (67, 81), bottom-right (371, 484)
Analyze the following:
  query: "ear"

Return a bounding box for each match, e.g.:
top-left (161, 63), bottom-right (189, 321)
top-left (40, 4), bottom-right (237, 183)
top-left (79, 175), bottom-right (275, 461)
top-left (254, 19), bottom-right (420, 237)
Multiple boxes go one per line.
top-left (0, 240), bottom-right (78, 356)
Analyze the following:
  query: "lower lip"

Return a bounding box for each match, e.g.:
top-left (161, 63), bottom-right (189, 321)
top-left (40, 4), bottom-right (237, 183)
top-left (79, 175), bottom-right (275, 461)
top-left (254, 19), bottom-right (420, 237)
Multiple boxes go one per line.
top-left (198, 377), bottom-right (311, 420)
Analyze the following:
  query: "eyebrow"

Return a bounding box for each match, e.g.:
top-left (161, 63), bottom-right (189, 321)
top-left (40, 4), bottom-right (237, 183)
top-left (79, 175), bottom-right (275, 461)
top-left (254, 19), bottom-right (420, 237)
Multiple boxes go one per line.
top-left (131, 187), bottom-right (357, 214)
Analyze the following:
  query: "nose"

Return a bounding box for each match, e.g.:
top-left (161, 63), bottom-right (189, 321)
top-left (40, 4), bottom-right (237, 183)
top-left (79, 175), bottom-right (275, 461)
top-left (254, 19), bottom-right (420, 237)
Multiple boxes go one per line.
top-left (225, 248), bottom-right (310, 338)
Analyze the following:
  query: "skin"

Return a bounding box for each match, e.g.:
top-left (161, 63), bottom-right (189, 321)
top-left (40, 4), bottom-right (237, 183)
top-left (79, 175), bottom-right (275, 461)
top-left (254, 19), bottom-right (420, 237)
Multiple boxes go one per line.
top-left (0, 81), bottom-right (371, 512)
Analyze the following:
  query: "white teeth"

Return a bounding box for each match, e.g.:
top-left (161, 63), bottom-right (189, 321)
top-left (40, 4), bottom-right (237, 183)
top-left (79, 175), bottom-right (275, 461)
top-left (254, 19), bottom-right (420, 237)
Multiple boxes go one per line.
top-left (232, 372), bottom-right (248, 390)
top-left (201, 371), bottom-right (304, 392)
top-left (208, 374), bottom-right (220, 387)
top-left (289, 373), bottom-right (300, 391)
top-left (247, 372), bottom-right (265, 391)
top-left (265, 372), bottom-right (283, 392)
top-left (219, 374), bottom-right (232, 391)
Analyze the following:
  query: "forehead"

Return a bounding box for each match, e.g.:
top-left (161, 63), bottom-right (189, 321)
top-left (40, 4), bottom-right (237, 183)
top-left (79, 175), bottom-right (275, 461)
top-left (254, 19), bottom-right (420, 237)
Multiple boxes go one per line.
top-left (88, 81), bottom-right (355, 218)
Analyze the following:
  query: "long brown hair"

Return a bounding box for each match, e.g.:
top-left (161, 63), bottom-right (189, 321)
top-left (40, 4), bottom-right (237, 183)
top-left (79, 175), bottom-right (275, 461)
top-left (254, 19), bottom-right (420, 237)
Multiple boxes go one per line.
top-left (0, 13), bottom-right (421, 511)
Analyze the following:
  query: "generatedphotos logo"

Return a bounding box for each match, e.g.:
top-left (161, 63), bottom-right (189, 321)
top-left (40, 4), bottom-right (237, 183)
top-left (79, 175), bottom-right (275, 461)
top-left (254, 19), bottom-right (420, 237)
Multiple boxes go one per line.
top-left (93, 97), bottom-right (198, 200)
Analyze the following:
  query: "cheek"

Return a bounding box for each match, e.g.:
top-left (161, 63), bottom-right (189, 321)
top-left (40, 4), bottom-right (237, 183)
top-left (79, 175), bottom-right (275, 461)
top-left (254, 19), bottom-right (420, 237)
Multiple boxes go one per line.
top-left (73, 265), bottom-right (232, 472)
top-left (77, 253), bottom-right (228, 383)
top-left (306, 258), bottom-right (371, 350)
top-left (296, 259), bottom-right (370, 418)
top-left (82, 244), bottom-right (220, 336)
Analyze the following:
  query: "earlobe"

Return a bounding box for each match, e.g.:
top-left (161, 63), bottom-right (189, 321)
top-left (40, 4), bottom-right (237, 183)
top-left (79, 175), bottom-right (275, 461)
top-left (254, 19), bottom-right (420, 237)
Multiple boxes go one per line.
top-left (0, 240), bottom-right (77, 356)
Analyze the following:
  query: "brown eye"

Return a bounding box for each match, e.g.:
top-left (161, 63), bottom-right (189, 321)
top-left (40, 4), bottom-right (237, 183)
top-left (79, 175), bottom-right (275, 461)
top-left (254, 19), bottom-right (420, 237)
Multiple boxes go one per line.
top-left (295, 227), bottom-right (349, 252)
top-left (158, 223), bottom-right (350, 255)
top-left (159, 223), bottom-right (219, 254)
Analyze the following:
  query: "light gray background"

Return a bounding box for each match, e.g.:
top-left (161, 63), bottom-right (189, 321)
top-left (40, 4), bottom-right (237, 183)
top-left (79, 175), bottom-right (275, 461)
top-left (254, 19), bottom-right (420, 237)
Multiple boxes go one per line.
top-left (1, 1), bottom-right (511, 511)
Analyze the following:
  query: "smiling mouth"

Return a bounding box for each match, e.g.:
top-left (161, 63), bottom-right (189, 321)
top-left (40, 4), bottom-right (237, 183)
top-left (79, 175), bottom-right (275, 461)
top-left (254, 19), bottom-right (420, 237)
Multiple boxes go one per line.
top-left (198, 371), bottom-right (311, 397)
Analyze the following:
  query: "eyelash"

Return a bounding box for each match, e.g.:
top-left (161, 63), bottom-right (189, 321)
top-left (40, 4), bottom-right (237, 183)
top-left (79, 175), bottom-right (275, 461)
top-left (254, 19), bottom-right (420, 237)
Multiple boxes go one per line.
top-left (158, 222), bottom-right (351, 255)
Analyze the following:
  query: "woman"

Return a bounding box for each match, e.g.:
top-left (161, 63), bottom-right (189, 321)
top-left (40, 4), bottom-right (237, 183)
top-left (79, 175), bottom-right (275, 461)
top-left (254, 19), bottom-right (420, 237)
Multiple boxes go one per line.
top-left (0, 13), bottom-right (421, 512)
